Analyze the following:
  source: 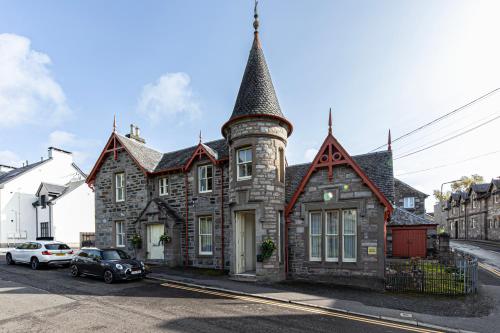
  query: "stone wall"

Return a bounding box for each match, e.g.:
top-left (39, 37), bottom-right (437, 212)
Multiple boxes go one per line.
top-left (287, 166), bottom-right (386, 290)
top-left (94, 149), bottom-right (148, 252)
top-left (394, 179), bottom-right (427, 215)
top-left (227, 118), bottom-right (288, 281)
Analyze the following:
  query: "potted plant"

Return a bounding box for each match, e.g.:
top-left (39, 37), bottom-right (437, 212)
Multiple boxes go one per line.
top-left (159, 233), bottom-right (171, 246)
top-left (259, 238), bottom-right (276, 262)
top-left (131, 233), bottom-right (142, 249)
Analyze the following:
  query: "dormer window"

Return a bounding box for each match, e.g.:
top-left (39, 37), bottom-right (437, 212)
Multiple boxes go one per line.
top-left (403, 197), bottom-right (415, 209)
top-left (237, 147), bottom-right (252, 180)
top-left (198, 165), bottom-right (213, 193)
top-left (472, 195), bottom-right (477, 209)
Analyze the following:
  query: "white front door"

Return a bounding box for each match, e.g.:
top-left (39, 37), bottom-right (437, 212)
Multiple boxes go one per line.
top-left (147, 224), bottom-right (165, 260)
top-left (235, 212), bottom-right (255, 274)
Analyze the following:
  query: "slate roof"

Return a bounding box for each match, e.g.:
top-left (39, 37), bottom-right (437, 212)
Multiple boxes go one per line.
top-left (38, 182), bottom-right (67, 196)
top-left (470, 183), bottom-right (491, 199)
top-left (491, 178), bottom-right (500, 193)
top-left (117, 134), bottom-right (228, 173)
top-left (389, 207), bottom-right (437, 226)
top-left (0, 160), bottom-right (47, 185)
top-left (228, 34), bottom-right (284, 122)
top-left (394, 178), bottom-right (428, 197)
top-left (285, 150), bottom-right (395, 204)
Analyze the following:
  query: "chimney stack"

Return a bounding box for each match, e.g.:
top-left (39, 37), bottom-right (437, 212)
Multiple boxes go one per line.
top-left (125, 123), bottom-right (146, 144)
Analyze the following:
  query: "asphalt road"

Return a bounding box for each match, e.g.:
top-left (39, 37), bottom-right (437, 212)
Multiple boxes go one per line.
top-left (0, 256), bottom-right (440, 333)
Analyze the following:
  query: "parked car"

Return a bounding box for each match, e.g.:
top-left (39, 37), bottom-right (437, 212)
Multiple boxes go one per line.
top-left (70, 247), bottom-right (146, 284)
top-left (5, 241), bottom-right (74, 270)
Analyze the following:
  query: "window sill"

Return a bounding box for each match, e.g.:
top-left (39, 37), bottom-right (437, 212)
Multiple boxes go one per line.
top-left (237, 177), bottom-right (252, 182)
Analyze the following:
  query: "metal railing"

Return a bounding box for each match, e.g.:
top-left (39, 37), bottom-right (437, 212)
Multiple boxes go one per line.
top-left (385, 251), bottom-right (478, 295)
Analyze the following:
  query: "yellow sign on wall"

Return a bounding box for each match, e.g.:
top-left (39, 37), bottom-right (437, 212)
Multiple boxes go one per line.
top-left (368, 247), bottom-right (377, 255)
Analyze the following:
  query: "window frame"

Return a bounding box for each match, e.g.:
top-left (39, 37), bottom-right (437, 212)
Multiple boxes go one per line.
top-left (115, 221), bottom-right (125, 248)
top-left (40, 222), bottom-right (49, 238)
top-left (198, 164), bottom-right (213, 193)
top-left (278, 148), bottom-right (285, 183)
top-left (198, 216), bottom-right (213, 256)
top-left (325, 210), bottom-right (339, 262)
top-left (308, 212), bottom-right (322, 261)
top-left (471, 218), bottom-right (476, 229)
top-left (495, 194), bottom-right (499, 204)
top-left (342, 209), bottom-right (357, 263)
top-left (115, 172), bottom-right (125, 202)
top-left (236, 147), bottom-right (252, 181)
top-left (159, 177), bottom-right (169, 196)
top-left (403, 197), bottom-right (415, 209)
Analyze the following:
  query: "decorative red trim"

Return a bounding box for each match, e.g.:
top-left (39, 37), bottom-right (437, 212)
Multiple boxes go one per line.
top-left (220, 165), bottom-right (225, 271)
top-left (285, 133), bottom-right (393, 217)
top-left (86, 133), bottom-right (150, 184)
top-left (183, 143), bottom-right (219, 171)
top-left (184, 173), bottom-right (189, 268)
top-left (221, 114), bottom-right (293, 138)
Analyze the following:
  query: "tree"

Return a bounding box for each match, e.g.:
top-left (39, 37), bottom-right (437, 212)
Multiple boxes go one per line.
top-left (433, 174), bottom-right (484, 202)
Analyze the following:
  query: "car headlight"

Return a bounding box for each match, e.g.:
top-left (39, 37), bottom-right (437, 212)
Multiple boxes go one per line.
top-left (115, 264), bottom-right (123, 270)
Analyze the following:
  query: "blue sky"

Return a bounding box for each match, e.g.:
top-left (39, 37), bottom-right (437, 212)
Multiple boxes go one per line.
top-left (1, 0), bottom-right (499, 211)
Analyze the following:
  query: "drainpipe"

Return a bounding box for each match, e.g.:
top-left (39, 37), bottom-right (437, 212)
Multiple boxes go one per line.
top-left (284, 213), bottom-right (289, 274)
top-left (184, 172), bottom-right (189, 268)
top-left (220, 165), bottom-right (225, 271)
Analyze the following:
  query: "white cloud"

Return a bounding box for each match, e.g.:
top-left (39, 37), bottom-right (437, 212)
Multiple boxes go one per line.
top-left (47, 130), bottom-right (98, 166)
top-left (304, 148), bottom-right (318, 161)
top-left (0, 150), bottom-right (22, 167)
top-left (0, 33), bottom-right (70, 127)
top-left (137, 72), bottom-right (200, 122)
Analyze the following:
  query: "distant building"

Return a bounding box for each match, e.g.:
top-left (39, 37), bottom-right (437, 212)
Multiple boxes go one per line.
top-left (441, 179), bottom-right (500, 240)
top-left (0, 147), bottom-right (94, 248)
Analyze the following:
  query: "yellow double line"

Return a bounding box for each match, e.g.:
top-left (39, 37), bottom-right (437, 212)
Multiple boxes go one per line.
top-left (478, 262), bottom-right (500, 278)
top-left (160, 282), bottom-right (443, 333)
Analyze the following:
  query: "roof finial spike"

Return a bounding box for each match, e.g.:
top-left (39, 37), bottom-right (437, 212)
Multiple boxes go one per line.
top-left (199, 130), bottom-right (202, 144)
top-left (253, 0), bottom-right (259, 32)
top-left (113, 114), bottom-right (117, 133)
top-left (328, 108), bottom-right (332, 135)
top-left (387, 129), bottom-right (392, 152)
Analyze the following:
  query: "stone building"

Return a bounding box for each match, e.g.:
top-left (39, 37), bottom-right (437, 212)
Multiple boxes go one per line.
top-left (86, 8), bottom-right (423, 288)
top-left (443, 179), bottom-right (500, 240)
top-left (393, 178), bottom-right (428, 216)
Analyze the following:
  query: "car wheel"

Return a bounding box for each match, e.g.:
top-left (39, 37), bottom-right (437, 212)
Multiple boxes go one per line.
top-left (30, 257), bottom-right (40, 270)
top-left (70, 264), bottom-right (80, 277)
top-left (103, 270), bottom-right (114, 284)
top-left (6, 253), bottom-right (15, 265)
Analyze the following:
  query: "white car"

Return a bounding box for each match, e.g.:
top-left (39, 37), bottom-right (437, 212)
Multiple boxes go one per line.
top-left (6, 241), bottom-right (74, 270)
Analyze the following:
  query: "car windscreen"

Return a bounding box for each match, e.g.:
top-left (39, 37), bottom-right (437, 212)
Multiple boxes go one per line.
top-left (102, 249), bottom-right (130, 260)
top-left (45, 244), bottom-right (70, 250)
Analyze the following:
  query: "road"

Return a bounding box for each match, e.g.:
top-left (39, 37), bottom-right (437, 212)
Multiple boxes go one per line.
top-left (0, 256), bottom-right (442, 333)
top-left (451, 240), bottom-right (500, 278)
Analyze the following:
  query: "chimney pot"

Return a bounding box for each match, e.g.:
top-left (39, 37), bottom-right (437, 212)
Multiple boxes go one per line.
top-left (130, 124), bottom-right (134, 136)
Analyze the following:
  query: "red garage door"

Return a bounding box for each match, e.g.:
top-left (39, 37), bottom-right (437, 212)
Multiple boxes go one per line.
top-left (392, 229), bottom-right (427, 258)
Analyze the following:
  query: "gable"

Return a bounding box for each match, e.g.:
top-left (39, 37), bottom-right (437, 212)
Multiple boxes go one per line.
top-left (285, 132), bottom-right (393, 217)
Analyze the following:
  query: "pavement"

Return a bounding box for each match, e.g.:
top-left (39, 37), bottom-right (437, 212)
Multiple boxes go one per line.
top-left (0, 255), bottom-right (437, 333)
top-left (146, 265), bottom-right (500, 333)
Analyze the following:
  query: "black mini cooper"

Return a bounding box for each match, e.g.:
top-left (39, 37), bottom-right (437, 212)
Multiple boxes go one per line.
top-left (70, 248), bottom-right (146, 284)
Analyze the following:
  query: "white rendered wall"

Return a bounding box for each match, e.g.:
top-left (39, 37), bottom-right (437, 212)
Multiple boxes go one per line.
top-left (52, 184), bottom-right (95, 248)
top-left (0, 149), bottom-right (85, 246)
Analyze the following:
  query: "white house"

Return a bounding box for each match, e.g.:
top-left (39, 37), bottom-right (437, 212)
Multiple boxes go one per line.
top-left (0, 147), bottom-right (95, 248)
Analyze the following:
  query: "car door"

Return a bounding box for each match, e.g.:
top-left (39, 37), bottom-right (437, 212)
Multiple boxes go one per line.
top-left (74, 250), bottom-right (90, 273)
top-left (87, 250), bottom-right (104, 276)
top-left (14, 243), bottom-right (29, 262)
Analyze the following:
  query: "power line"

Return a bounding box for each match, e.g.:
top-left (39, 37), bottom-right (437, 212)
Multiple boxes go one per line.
top-left (395, 149), bottom-right (500, 176)
top-left (369, 87), bottom-right (500, 152)
top-left (393, 114), bottom-right (500, 160)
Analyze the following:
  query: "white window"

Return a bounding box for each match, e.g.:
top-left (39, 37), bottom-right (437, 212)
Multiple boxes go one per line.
top-left (159, 177), bottom-right (169, 196)
top-left (115, 221), bottom-right (125, 247)
top-left (237, 147), bottom-right (252, 180)
top-left (461, 204), bottom-right (465, 212)
top-left (115, 172), bottom-right (125, 202)
top-left (309, 212), bottom-right (322, 261)
top-left (198, 165), bottom-right (213, 193)
top-left (403, 197), bottom-right (415, 209)
top-left (471, 218), bottom-right (476, 229)
top-left (325, 211), bottom-right (339, 261)
top-left (495, 194), bottom-right (499, 204)
top-left (342, 210), bottom-right (357, 262)
top-left (472, 195), bottom-right (477, 209)
top-left (198, 216), bottom-right (213, 255)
